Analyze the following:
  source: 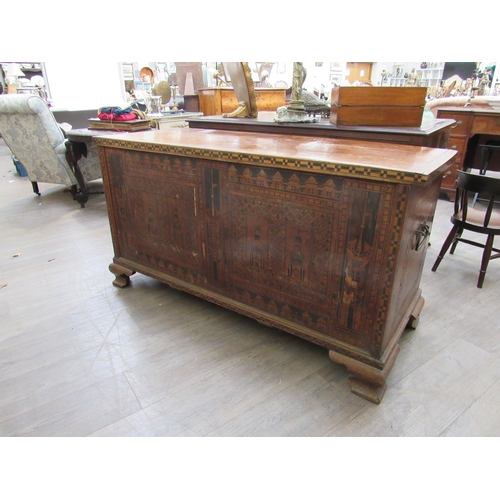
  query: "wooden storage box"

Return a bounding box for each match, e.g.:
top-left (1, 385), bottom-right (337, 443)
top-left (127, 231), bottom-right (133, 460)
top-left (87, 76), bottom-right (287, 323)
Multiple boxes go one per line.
top-left (330, 87), bottom-right (427, 127)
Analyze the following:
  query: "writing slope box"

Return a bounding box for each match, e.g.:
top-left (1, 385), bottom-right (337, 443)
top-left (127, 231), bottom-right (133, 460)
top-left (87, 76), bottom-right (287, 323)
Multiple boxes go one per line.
top-left (330, 87), bottom-right (427, 127)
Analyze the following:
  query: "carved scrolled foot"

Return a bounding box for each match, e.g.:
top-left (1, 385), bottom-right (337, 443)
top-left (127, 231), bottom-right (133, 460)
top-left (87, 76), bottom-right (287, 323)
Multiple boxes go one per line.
top-left (109, 263), bottom-right (135, 288)
top-left (329, 344), bottom-right (400, 404)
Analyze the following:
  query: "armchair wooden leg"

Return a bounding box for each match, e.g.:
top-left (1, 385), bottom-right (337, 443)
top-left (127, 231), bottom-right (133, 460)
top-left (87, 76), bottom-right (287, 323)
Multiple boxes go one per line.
top-left (432, 226), bottom-right (460, 272)
top-left (73, 188), bottom-right (89, 209)
top-left (65, 144), bottom-right (88, 208)
top-left (478, 235), bottom-right (495, 288)
top-left (31, 181), bottom-right (40, 196)
top-left (450, 228), bottom-right (463, 254)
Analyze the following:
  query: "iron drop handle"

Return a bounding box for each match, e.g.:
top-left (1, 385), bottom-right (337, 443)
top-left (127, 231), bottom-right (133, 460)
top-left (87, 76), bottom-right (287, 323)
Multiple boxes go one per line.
top-left (415, 221), bottom-right (431, 251)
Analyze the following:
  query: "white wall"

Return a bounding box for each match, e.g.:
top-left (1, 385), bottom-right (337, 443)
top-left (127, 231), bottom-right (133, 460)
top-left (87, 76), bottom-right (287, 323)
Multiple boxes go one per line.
top-left (264, 62), bottom-right (347, 96)
top-left (40, 61), bottom-right (500, 109)
top-left (44, 62), bottom-right (126, 110)
top-left (302, 61), bottom-right (346, 95)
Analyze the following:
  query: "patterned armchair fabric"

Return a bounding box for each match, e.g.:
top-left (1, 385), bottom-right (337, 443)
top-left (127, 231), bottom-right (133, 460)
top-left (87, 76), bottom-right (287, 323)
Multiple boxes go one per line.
top-left (0, 94), bottom-right (101, 202)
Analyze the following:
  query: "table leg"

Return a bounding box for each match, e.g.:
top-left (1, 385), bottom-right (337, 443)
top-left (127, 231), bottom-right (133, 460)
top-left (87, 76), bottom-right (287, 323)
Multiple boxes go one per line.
top-left (65, 142), bottom-right (89, 208)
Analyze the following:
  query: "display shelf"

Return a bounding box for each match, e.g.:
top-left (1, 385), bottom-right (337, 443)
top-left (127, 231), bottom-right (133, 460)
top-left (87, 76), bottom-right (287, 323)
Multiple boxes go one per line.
top-left (417, 64), bottom-right (445, 87)
top-left (387, 63), bottom-right (444, 88)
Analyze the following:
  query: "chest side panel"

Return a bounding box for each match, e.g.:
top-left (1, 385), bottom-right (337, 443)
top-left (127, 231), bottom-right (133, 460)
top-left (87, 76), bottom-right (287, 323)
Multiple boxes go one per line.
top-left (105, 149), bottom-right (205, 285)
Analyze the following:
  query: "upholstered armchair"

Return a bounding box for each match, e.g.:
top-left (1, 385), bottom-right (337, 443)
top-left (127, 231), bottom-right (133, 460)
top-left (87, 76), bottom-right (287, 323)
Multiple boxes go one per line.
top-left (0, 94), bottom-right (101, 207)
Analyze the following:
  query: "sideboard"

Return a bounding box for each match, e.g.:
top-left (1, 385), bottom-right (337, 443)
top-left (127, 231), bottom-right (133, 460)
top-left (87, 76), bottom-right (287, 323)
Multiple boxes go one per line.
top-left (197, 88), bottom-right (286, 116)
top-left (436, 106), bottom-right (500, 200)
top-left (96, 129), bottom-right (456, 404)
top-left (187, 111), bottom-right (455, 148)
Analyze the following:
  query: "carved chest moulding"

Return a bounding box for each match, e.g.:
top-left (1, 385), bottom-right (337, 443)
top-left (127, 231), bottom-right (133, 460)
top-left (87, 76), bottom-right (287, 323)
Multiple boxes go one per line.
top-left (96, 129), bottom-right (456, 404)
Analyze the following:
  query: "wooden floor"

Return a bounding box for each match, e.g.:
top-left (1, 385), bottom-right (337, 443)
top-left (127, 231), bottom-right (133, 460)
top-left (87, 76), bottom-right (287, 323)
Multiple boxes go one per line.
top-left (1, 138), bottom-right (500, 437)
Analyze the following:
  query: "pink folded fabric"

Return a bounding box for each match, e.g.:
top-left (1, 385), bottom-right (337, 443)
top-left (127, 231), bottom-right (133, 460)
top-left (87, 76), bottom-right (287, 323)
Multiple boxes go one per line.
top-left (98, 112), bottom-right (137, 121)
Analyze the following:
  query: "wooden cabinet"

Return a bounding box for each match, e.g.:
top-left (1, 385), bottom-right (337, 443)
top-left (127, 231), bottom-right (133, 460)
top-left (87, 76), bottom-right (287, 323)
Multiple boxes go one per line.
top-left (436, 110), bottom-right (473, 198)
top-left (198, 87), bottom-right (286, 116)
top-left (448, 138), bottom-right (470, 196)
top-left (96, 129), bottom-right (456, 404)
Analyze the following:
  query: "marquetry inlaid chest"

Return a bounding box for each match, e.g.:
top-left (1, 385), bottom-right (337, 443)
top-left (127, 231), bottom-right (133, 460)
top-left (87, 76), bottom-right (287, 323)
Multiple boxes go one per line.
top-left (96, 129), bottom-right (456, 403)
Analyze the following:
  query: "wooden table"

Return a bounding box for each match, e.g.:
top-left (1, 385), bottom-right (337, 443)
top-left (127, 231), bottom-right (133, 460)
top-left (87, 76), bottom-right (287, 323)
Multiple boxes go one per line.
top-left (436, 106), bottom-right (500, 200)
top-left (66, 128), bottom-right (128, 206)
top-left (187, 111), bottom-right (455, 148)
top-left (67, 126), bottom-right (151, 205)
top-left (96, 129), bottom-right (456, 404)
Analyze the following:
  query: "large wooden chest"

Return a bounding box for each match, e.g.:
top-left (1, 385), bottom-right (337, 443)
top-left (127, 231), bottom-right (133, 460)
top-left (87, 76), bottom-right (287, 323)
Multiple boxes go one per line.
top-left (96, 129), bottom-right (455, 404)
top-left (330, 87), bottom-right (427, 127)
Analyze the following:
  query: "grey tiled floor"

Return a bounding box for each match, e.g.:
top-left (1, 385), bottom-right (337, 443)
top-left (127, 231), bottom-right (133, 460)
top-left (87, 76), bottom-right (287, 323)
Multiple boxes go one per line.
top-left (1, 138), bottom-right (500, 437)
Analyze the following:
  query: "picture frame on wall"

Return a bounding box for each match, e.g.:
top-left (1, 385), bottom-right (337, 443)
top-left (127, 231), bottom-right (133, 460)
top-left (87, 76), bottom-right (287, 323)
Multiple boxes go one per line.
top-left (121, 63), bottom-right (134, 80)
top-left (330, 74), bottom-right (341, 85)
top-left (330, 62), bottom-right (342, 72)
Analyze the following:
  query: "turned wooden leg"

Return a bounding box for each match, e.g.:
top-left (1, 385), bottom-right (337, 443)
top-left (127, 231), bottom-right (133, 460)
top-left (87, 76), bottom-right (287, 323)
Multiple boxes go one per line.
top-left (109, 263), bottom-right (135, 288)
top-left (329, 344), bottom-right (400, 404)
top-left (65, 143), bottom-right (88, 208)
top-left (450, 228), bottom-right (463, 255)
top-left (432, 225), bottom-right (460, 272)
top-left (477, 234), bottom-right (494, 289)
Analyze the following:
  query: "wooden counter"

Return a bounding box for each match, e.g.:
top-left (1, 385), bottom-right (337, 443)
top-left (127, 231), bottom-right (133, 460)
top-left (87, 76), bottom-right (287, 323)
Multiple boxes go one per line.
top-left (96, 129), bottom-right (456, 404)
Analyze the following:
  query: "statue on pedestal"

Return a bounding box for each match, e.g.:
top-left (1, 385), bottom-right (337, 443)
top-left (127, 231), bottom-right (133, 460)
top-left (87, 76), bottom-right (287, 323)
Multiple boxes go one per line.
top-left (275, 62), bottom-right (319, 123)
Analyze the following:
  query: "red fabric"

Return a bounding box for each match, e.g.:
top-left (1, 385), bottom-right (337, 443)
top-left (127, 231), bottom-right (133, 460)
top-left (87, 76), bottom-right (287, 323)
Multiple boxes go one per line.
top-left (98, 112), bottom-right (137, 121)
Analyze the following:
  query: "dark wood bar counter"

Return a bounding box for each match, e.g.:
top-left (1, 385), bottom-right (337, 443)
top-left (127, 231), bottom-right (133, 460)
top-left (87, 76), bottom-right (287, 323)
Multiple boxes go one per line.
top-left (187, 111), bottom-right (455, 148)
top-left (96, 128), bottom-right (456, 403)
